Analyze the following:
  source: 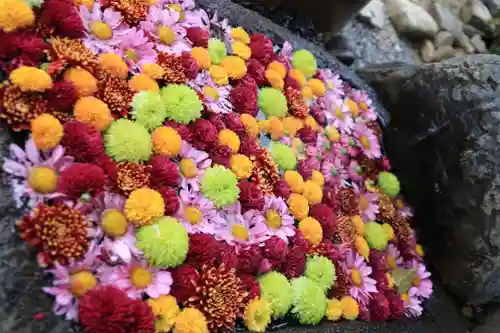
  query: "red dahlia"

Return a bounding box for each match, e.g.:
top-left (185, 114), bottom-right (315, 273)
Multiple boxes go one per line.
top-left (386, 290), bottom-right (405, 320)
top-left (61, 121), bottom-right (105, 162)
top-left (38, 0), bottom-right (85, 38)
top-left (58, 163), bottom-right (107, 200)
top-left (262, 236), bottom-right (288, 268)
top-left (238, 245), bottom-right (263, 275)
top-left (272, 179), bottom-right (291, 199)
top-left (309, 203), bottom-right (337, 239)
top-left (149, 155), bottom-right (180, 188)
top-left (187, 234), bottom-right (221, 268)
top-left (238, 180), bottom-right (265, 211)
top-left (189, 119), bottom-right (218, 151)
top-left (164, 120), bottom-right (192, 141)
top-left (369, 292), bottom-right (390, 321)
top-left (181, 51), bottom-right (199, 79)
top-left (246, 59), bottom-right (266, 86)
top-left (249, 34), bottom-right (274, 65)
top-left (156, 187), bottom-right (180, 215)
top-left (224, 113), bottom-right (245, 136)
top-left (297, 159), bottom-right (314, 180)
top-left (239, 273), bottom-right (261, 302)
top-left (210, 145), bottom-right (232, 168)
top-left (170, 264), bottom-right (201, 303)
top-left (297, 126), bottom-right (317, 143)
top-left (186, 27), bottom-right (210, 47)
top-left (47, 81), bottom-right (79, 110)
top-left (230, 85), bottom-right (258, 116)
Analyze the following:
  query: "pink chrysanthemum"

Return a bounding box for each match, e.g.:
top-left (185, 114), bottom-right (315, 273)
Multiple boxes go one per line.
top-left (176, 187), bottom-right (224, 234)
top-left (386, 244), bottom-right (403, 270)
top-left (321, 157), bottom-right (348, 187)
top-left (179, 141), bottom-right (212, 192)
top-left (403, 288), bottom-right (423, 318)
top-left (248, 195), bottom-right (295, 242)
top-left (353, 183), bottom-right (379, 221)
top-left (319, 68), bottom-right (345, 97)
top-left (350, 89), bottom-right (377, 121)
top-left (326, 95), bottom-right (354, 133)
top-left (188, 71), bottom-right (233, 114)
top-left (407, 260), bottom-right (433, 299)
top-left (98, 259), bottom-right (172, 299)
top-left (155, 0), bottom-right (208, 27)
top-left (348, 160), bottom-right (364, 182)
top-left (113, 27), bottom-right (158, 73)
top-left (345, 249), bottom-right (378, 305)
top-left (353, 123), bottom-right (381, 159)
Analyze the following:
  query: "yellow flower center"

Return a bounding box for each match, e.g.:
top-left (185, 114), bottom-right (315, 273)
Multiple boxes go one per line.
top-left (335, 108), bottom-right (344, 120)
top-left (184, 206), bottom-right (202, 225)
top-left (101, 209), bottom-right (128, 237)
top-left (265, 209), bottom-right (281, 229)
top-left (416, 244), bottom-right (425, 257)
top-left (412, 274), bottom-right (421, 287)
top-left (29, 166), bottom-right (58, 194)
top-left (386, 272), bottom-right (395, 289)
top-left (202, 85), bottom-right (219, 101)
top-left (358, 195), bottom-right (369, 211)
top-left (158, 26), bottom-right (176, 45)
top-left (387, 255), bottom-right (397, 269)
top-left (232, 224), bottom-right (249, 241)
top-left (400, 293), bottom-right (409, 303)
top-left (168, 4), bottom-right (184, 21)
top-left (351, 268), bottom-right (362, 286)
top-left (179, 158), bottom-right (198, 178)
top-left (395, 199), bottom-right (404, 209)
top-left (70, 271), bottom-right (97, 297)
top-left (90, 21), bottom-right (113, 40)
top-left (346, 99), bottom-right (359, 116)
top-left (130, 267), bottom-right (153, 289)
top-left (125, 48), bottom-right (138, 61)
top-left (359, 101), bottom-right (368, 112)
top-left (359, 136), bottom-right (371, 149)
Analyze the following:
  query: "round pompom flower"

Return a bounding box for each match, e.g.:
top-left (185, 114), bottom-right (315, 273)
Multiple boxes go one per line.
top-left (125, 188), bottom-right (165, 226)
top-left (147, 295), bottom-right (180, 333)
top-left (58, 163), bottom-right (107, 200)
top-left (258, 88), bottom-right (288, 118)
top-left (174, 308), bottom-right (208, 333)
top-left (99, 53), bottom-right (129, 79)
top-left (378, 171), bottom-right (400, 198)
top-left (218, 129), bottom-right (241, 153)
top-left (326, 298), bottom-right (342, 321)
top-left (305, 255), bottom-right (336, 292)
top-left (291, 50), bottom-right (317, 78)
top-left (64, 67), bottom-right (98, 97)
top-left (30, 114), bottom-right (63, 151)
top-left (10, 66), bottom-right (52, 92)
top-left (340, 296), bottom-right (359, 320)
top-left (208, 38), bottom-right (227, 65)
top-left (290, 277), bottom-right (327, 325)
top-left (105, 119), bottom-right (153, 163)
top-left (287, 193), bottom-right (309, 220)
top-left (270, 142), bottom-right (297, 171)
top-left (258, 271), bottom-right (293, 319)
top-left (302, 180), bottom-right (322, 205)
top-left (136, 217), bottom-right (188, 268)
top-left (222, 56), bottom-right (247, 80)
top-left (152, 127), bottom-right (182, 157)
top-left (131, 91), bottom-right (167, 131)
top-left (201, 165), bottom-right (240, 208)
top-left (129, 74), bottom-right (160, 92)
top-left (298, 217), bottom-right (323, 245)
top-left (244, 298), bottom-right (272, 333)
top-left (161, 84), bottom-right (203, 124)
top-left (0, 0), bottom-right (35, 32)
top-left (74, 97), bottom-right (113, 132)
top-left (364, 222), bottom-right (389, 250)
top-left (230, 154), bottom-right (254, 179)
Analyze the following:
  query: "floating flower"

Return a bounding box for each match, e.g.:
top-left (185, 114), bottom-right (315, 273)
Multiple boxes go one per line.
top-left (378, 171), bottom-right (401, 198)
top-left (401, 288), bottom-right (423, 318)
top-left (125, 188), bottom-right (165, 226)
top-left (10, 66), bottom-right (52, 92)
top-left (353, 123), bottom-right (381, 159)
top-left (179, 141), bottom-right (212, 191)
top-left (320, 69), bottom-right (344, 97)
top-left (290, 276), bottom-right (327, 325)
top-left (201, 165), bottom-right (239, 208)
top-left (161, 84), bottom-right (203, 124)
top-left (258, 271), bottom-right (293, 319)
top-left (174, 308), bottom-right (208, 333)
top-left (253, 195), bottom-right (296, 241)
top-left (188, 71), bottom-right (232, 114)
top-left (304, 255), bottom-right (336, 292)
top-left (30, 114), bottom-right (64, 151)
top-left (408, 260), bottom-right (433, 299)
top-left (321, 157), bottom-right (348, 187)
top-left (291, 50), bottom-right (317, 78)
top-left (105, 119), bottom-right (153, 163)
top-left (177, 187), bottom-right (223, 234)
top-left (258, 88), bottom-right (288, 118)
top-left (113, 27), bottom-right (158, 72)
top-left (354, 184), bottom-right (379, 221)
top-left (364, 221), bottom-right (389, 251)
top-left (345, 250), bottom-right (378, 305)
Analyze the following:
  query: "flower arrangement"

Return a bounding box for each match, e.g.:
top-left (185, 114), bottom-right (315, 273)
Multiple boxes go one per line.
top-left (1, 0), bottom-right (433, 332)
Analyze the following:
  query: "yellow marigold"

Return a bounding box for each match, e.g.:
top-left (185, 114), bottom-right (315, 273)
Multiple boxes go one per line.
top-left (267, 116), bottom-right (284, 140)
top-left (244, 298), bottom-right (272, 333)
top-left (30, 114), bottom-right (64, 151)
top-left (416, 244), bottom-right (425, 257)
top-left (208, 65), bottom-right (229, 85)
top-left (218, 129), bottom-right (240, 153)
top-left (142, 63), bottom-right (166, 80)
top-left (326, 298), bottom-right (342, 321)
top-left (351, 215), bottom-right (365, 236)
top-left (99, 53), bottom-right (128, 79)
top-left (125, 188), bottom-right (165, 226)
top-left (284, 170), bottom-right (304, 194)
top-left (267, 61), bottom-right (286, 79)
top-left (230, 154), bottom-right (254, 179)
top-left (232, 41), bottom-right (251, 60)
top-left (301, 86), bottom-right (313, 102)
top-left (232, 27), bottom-right (250, 44)
top-left (174, 308), bottom-right (208, 333)
top-left (152, 126), bottom-right (182, 157)
top-left (0, 0), bottom-right (35, 33)
top-left (298, 217), bottom-right (323, 245)
top-left (340, 296), bottom-right (359, 320)
top-left (74, 97), bottom-right (113, 132)
top-left (148, 295), bottom-right (180, 333)
top-left (282, 116), bottom-right (303, 137)
top-left (192, 47), bottom-right (211, 69)
top-left (240, 114), bottom-right (259, 138)
top-left (74, 0), bottom-right (94, 10)
top-left (129, 74), bottom-right (160, 92)
top-left (10, 66), bottom-right (52, 92)
top-left (310, 170), bottom-right (324, 188)
top-left (64, 67), bottom-right (98, 97)
top-left (383, 223), bottom-right (395, 241)
top-left (287, 193), bottom-right (309, 220)
top-left (304, 115), bottom-right (318, 131)
top-left (355, 235), bottom-right (370, 259)
top-left (265, 69), bottom-right (284, 91)
top-left (288, 69), bottom-right (306, 86)
top-left (308, 78), bottom-right (326, 97)
top-left (345, 98), bottom-right (359, 117)
top-left (221, 56), bottom-right (247, 80)
top-left (302, 180), bottom-right (322, 205)
top-left (325, 125), bottom-right (340, 142)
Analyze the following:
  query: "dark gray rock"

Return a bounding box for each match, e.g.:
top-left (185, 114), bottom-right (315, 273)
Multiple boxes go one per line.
top-left (357, 54), bottom-right (500, 306)
top-left (473, 307), bottom-right (500, 333)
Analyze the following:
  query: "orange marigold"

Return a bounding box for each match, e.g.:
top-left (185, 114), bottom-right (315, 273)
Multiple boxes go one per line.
top-left (129, 74), bottom-right (160, 92)
top-left (31, 113), bottom-right (64, 151)
top-left (64, 67), bottom-right (98, 97)
top-left (73, 96), bottom-right (113, 131)
top-left (99, 53), bottom-right (129, 79)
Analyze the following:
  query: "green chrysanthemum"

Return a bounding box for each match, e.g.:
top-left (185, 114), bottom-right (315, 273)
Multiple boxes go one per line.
top-left (269, 141), bottom-right (297, 170)
top-left (378, 171), bottom-right (401, 198)
top-left (131, 91), bottom-right (167, 131)
top-left (364, 221), bottom-right (389, 250)
top-left (258, 272), bottom-right (293, 319)
top-left (25, 0), bottom-right (44, 8)
top-left (201, 165), bottom-right (240, 207)
top-left (290, 277), bottom-right (327, 325)
top-left (305, 255), bottom-right (336, 292)
top-left (136, 217), bottom-right (189, 268)
top-left (161, 84), bottom-right (203, 124)
top-left (104, 119), bottom-right (152, 163)
top-left (291, 50), bottom-right (318, 78)
top-left (258, 88), bottom-right (288, 118)
top-left (208, 38), bottom-right (227, 65)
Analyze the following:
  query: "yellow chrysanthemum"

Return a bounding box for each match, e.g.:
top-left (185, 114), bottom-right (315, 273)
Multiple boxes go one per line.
top-left (325, 298), bottom-right (342, 321)
top-left (240, 114), bottom-right (259, 138)
top-left (174, 308), bottom-right (208, 333)
top-left (221, 56), bottom-right (247, 80)
top-left (304, 115), bottom-right (318, 131)
top-left (232, 27), bottom-right (250, 44)
top-left (325, 125), bottom-right (341, 142)
top-left (287, 193), bottom-right (309, 220)
top-left (310, 170), bottom-right (325, 188)
top-left (340, 296), bottom-right (359, 320)
top-left (383, 223), bottom-right (395, 241)
top-left (30, 114), bottom-right (64, 151)
top-left (302, 180), bottom-right (322, 205)
top-left (142, 63), bottom-right (166, 80)
top-left (230, 154), bottom-right (254, 179)
top-left (288, 69), bottom-right (306, 86)
top-left (191, 47), bottom-right (211, 69)
top-left (301, 86), bottom-right (314, 102)
top-left (152, 126), bottom-right (182, 157)
top-left (284, 170), bottom-right (304, 194)
top-left (355, 235), bottom-right (370, 259)
top-left (74, 0), bottom-right (94, 10)
top-left (218, 129), bottom-right (240, 153)
top-left (10, 66), bottom-right (53, 92)
top-left (99, 53), bottom-right (129, 79)
top-left (64, 67), bottom-right (98, 97)
top-left (74, 97), bottom-right (113, 132)
top-left (208, 65), bottom-right (229, 85)
top-left (298, 217), bottom-right (323, 245)
top-left (351, 215), bottom-right (365, 236)
top-left (244, 298), bottom-right (272, 333)
top-left (129, 74), bottom-right (160, 92)
top-left (265, 69), bottom-right (284, 90)
top-left (125, 188), bottom-right (165, 226)
top-left (148, 295), bottom-right (180, 333)
top-left (232, 41), bottom-right (251, 60)
top-left (308, 78), bottom-right (326, 97)
top-left (0, 0), bottom-right (35, 33)
top-left (267, 61), bottom-right (286, 79)
top-left (282, 116), bottom-right (303, 138)
top-left (345, 98), bottom-right (359, 117)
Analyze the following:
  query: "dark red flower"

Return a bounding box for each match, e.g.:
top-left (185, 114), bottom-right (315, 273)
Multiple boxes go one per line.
top-left (149, 155), bottom-right (180, 188)
top-left (210, 144), bottom-right (231, 168)
top-left (239, 273), bottom-right (261, 302)
top-left (217, 242), bottom-right (240, 270)
top-left (369, 249), bottom-right (388, 273)
top-left (284, 75), bottom-right (301, 90)
top-left (156, 187), bottom-right (180, 215)
top-left (386, 290), bottom-right (405, 320)
top-left (297, 126), bottom-right (317, 143)
top-left (249, 34), bottom-right (274, 65)
top-left (164, 120), bottom-right (192, 141)
top-left (224, 113), bottom-right (245, 136)
top-left (186, 27), bottom-right (210, 47)
top-left (322, 185), bottom-right (340, 210)
top-left (170, 264), bottom-right (201, 303)
top-left (239, 135), bottom-right (261, 157)
top-left (0, 31), bottom-right (47, 73)
top-left (189, 119), bottom-right (218, 151)
top-left (262, 236), bottom-right (288, 268)
top-left (310, 105), bottom-right (327, 126)
top-left (230, 85), bottom-right (258, 116)
top-left (289, 231), bottom-right (310, 253)
top-left (369, 292), bottom-right (390, 321)
top-left (93, 155), bottom-right (118, 185)
top-left (238, 245), bottom-right (263, 275)
top-left (78, 285), bottom-right (155, 333)
top-left (273, 179), bottom-right (291, 200)
top-left (296, 159), bottom-right (313, 180)
top-left (187, 234), bottom-right (221, 267)
top-left (181, 51), bottom-right (199, 79)
top-left (372, 270), bottom-right (390, 292)
top-left (47, 81), bottom-right (78, 110)
top-left (208, 113), bottom-right (226, 131)
top-left (238, 180), bottom-right (265, 211)
top-left (280, 248), bottom-right (306, 279)
top-left (309, 204), bottom-right (337, 239)
top-left (61, 121), bottom-right (105, 162)
top-left (309, 239), bottom-right (345, 262)
top-left (38, 0), bottom-right (84, 38)
top-left (246, 59), bottom-right (267, 86)
top-left (234, 75), bottom-right (257, 90)
top-left (58, 163), bottom-right (107, 200)
top-left (359, 301), bottom-right (371, 321)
